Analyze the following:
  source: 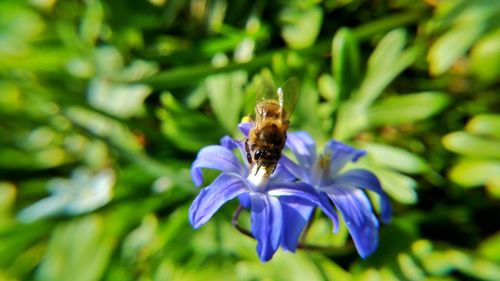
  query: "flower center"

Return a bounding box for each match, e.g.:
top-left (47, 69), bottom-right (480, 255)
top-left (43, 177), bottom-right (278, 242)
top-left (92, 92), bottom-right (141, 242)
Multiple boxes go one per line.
top-left (246, 165), bottom-right (271, 192)
top-left (311, 153), bottom-right (331, 186)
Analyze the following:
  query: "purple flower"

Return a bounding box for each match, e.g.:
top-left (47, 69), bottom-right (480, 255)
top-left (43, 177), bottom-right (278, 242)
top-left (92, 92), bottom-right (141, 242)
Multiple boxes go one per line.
top-left (281, 132), bottom-right (392, 258)
top-left (189, 136), bottom-right (339, 262)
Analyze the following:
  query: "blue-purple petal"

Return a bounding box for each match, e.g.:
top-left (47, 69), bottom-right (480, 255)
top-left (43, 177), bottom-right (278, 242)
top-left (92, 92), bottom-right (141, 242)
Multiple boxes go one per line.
top-left (238, 193), bottom-right (251, 208)
top-left (325, 140), bottom-right (366, 176)
top-left (190, 145), bottom-right (245, 186)
top-left (238, 122), bottom-right (253, 137)
top-left (268, 182), bottom-right (339, 233)
top-left (250, 193), bottom-right (283, 262)
top-left (269, 160), bottom-right (297, 184)
top-left (279, 196), bottom-right (315, 252)
top-left (220, 136), bottom-right (248, 166)
top-left (333, 169), bottom-right (392, 223)
top-left (189, 173), bottom-right (247, 228)
top-left (278, 155), bottom-right (310, 182)
top-left (286, 131), bottom-right (317, 168)
top-left (322, 186), bottom-right (379, 258)
top-left (220, 135), bottom-right (240, 150)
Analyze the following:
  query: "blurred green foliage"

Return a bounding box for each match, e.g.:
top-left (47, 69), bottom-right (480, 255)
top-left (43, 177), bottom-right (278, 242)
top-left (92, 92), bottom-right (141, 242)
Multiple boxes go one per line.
top-left (0, 0), bottom-right (499, 280)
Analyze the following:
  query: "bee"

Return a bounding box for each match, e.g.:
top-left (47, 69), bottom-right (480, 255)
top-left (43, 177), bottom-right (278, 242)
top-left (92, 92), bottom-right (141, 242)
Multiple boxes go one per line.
top-left (245, 77), bottom-right (299, 177)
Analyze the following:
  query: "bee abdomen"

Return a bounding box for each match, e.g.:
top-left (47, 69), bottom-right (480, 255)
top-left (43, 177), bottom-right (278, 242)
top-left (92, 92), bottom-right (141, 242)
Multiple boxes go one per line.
top-left (258, 123), bottom-right (285, 147)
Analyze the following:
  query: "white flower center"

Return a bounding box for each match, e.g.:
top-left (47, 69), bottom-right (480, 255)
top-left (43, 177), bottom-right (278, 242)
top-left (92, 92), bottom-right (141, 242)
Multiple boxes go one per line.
top-left (247, 165), bottom-right (270, 192)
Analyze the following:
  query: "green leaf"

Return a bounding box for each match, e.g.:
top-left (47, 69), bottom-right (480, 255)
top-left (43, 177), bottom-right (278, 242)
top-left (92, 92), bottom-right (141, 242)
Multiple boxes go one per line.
top-left (0, 182), bottom-right (15, 230)
top-left (332, 28), bottom-right (361, 100)
top-left (367, 92), bottom-right (450, 126)
top-left (486, 177), bottom-right (500, 198)
top-left (0, 82), bottom-right (21, 112)
top-left (294, 77), bottom-right (324, 140)
top-left (94, 46), bottom-right (123, 76)
top-left (428, 23), bottom-right (485, 76)
top-left (87, 79), bottom-right (152, 118)
top-left (141, 53), bottom-right (273, 89)
top-left (367, 29), bottom-right (407, 74)
top-left (443, 132), bottom-right (500, 159)
top-left (318, 73), bottom-right (339, 102)
top-left (281, 5), bottom-right (323, 49)
top-left (65, 107), bottom-right (141, 152)
top-left (355, 268), bottom-right (382, 281)
top-left (312, 255), bottom-right (351, 280)
top-left (334, 29), bottom-right (421, 139)
top-left (466, 114), bottom-right (500, 139)
top-left (121, 214), bottom-right (158, 261)
top-left (237, 251), bottom-right (326, 281)
top-left (36, 215), bottom-right (114, 281)
top-left (307, 217), bottom-right (348, 248)
top-left (362, 142), bottom-right (429, 174)
top-left (449, 249), bottom-right (500, 281)
top-left (364, 165), bottom-right (418, 204)
top-left (478, 232), bottom-right (500, 263)
top-left (0, 3), bottom-right (45, 42)
top-left (204, 71), bottom-right (246, 133)
top-left (471, 28), bottom-right (500, 82)
top-left (80, 0), bottom-right (103, 45)
top-left (448, 159), bottom-right (500, 188)
top-left (397, 253), bottom-right (426, 280)
top-left (356, 29), bottom-right (419, 106)
top-left (158, 93), bottom-right (225, 152)
top-left (377, 171), bottom-right (418, 205)
top-left (0, 222), bottom-right (51, 269)
top-left (333, 101), bottom-right (367, 141)
top-left (420, 250), bottom-right (457, 276)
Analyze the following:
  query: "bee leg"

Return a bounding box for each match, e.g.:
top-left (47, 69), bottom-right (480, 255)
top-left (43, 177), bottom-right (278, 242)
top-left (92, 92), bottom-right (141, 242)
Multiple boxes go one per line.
top-left (245, 139), bottom-right (252, 164)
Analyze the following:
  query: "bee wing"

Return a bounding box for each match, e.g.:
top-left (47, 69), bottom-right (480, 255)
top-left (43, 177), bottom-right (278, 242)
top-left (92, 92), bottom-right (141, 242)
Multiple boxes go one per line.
top-left (256, 77), bottom-right (299, 123)
top-left (256, 77), bottom-right (278, 103)
top-left (255, 76), bottom-right (299, 121)
top-left (278, 77), bottom-right (299, 120)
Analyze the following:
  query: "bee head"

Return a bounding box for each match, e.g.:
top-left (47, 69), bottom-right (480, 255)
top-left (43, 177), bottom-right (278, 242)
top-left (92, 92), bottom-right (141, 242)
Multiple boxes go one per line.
top-left (254, 150), bottom-right (263, 160)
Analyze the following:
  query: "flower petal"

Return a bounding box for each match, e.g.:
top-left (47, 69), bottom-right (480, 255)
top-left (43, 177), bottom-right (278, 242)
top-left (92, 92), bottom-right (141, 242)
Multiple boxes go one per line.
top-left (334, 169), bottom-right (392, 223)
top-left (322, 186), bottom-right (379, 258)
top-left (278, 155), bottom-right (309, 182)
top-left (220, 136), bottom-right (248, 166)
top-left (238, 193), bottom-right (251, 208)
top-left (220, 135), bottom-right (240, 150)
top-left (238, 122), bottom-right (253, 137)
top-left (269, 160), bottom-right (297, 184)
top-left (189, 173), bottom-right (247, 228)
top-left (325, 140), bottom-right (366, 176)
top-left (279, 196), bottom-right (315, 252)
top-left (286, 131), bottom-right (317, 168)
top-left (250, 193), bottom-right (283, 262)
top-left (190, 145), bottom-right (245, 186)
top-left (268, 182), bottom-right (339, 233)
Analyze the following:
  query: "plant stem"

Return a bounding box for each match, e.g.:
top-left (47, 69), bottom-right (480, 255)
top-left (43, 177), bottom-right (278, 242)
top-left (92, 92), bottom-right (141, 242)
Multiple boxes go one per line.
top-left (300, 208), bottom-right (316, 245)
top-left (231, 205), bottom-right (353, 256)
top-left (231, 205), bottom-right (254, 239)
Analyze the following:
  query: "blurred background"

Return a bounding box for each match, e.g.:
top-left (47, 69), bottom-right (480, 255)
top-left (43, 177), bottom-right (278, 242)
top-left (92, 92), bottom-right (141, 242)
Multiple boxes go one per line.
top-left (1, 0), bottom-right (499, 280)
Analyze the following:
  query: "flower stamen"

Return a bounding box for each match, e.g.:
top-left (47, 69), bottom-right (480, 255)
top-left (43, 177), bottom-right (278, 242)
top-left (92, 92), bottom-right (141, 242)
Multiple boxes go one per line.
top-left (311, 153), bottom-right (331, 185)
